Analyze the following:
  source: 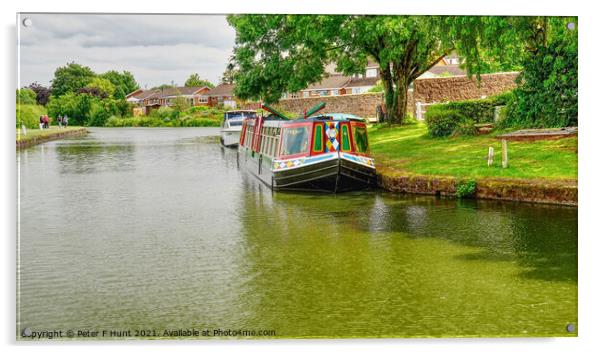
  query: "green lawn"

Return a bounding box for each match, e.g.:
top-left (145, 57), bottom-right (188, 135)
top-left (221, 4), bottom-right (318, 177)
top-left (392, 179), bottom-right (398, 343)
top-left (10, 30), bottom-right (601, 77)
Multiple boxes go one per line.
top-left (368, 123), bottom-right (577, 181)
top-left (16, 126), bottom-right (85, 142)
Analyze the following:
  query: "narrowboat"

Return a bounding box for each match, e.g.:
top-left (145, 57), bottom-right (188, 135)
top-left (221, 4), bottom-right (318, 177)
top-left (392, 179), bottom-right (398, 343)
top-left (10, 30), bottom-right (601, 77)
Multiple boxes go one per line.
top-left (238, 104), bottom-right (376, 192)
top-left (220, 110), bottom-right (258, 147)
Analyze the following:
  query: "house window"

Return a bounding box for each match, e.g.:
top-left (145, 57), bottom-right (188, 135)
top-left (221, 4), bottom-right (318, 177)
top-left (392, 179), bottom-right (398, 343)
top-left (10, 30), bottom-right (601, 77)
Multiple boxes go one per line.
top-left (332, 90), bottom-right (339, 96)
top-left (318, 90), bottom-right (329, 97)
top-left (366, 68), bottom-right (377, 78)
top-left (303, 91), bottom-right (309, 98)
top-left (200, 96), bottom-right (208, 103)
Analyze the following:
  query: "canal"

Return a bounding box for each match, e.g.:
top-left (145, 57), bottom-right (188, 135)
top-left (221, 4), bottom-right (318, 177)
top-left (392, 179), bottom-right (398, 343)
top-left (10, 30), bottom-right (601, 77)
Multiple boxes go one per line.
top-left (17, 127), bottom-right (577, 338)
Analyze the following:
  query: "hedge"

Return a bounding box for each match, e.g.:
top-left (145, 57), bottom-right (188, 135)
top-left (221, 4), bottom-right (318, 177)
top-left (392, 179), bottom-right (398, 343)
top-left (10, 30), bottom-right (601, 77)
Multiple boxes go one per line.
top-left (425, 92), bottom-right (512, 137)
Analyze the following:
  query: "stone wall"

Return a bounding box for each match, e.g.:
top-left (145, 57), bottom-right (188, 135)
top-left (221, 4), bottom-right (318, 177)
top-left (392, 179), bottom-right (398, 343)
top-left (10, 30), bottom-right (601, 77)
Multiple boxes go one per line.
top-left (413, 72), bottom-right (518, 104)
top-left (272, 92), bottom-right (384, 118)
top-left (245, 72), bottom-right (519, 118)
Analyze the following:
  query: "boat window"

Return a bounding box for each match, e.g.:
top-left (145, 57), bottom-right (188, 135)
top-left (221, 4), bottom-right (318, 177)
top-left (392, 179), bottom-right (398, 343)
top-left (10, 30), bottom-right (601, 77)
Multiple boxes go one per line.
top-left (272, 128), bottom-right (281, 156)
top-left (226, 111), bottom-right (257, 120)
top-left (313, 124), bottom-right (323, 152)
top-left (281, 126), bottom-right (310, 156)
top-left (341, 125), bottom-right (351, 151)
top-left (243, 122), bottom-right (254, 147)
top-left (352, 125), bottom-right (369, 153)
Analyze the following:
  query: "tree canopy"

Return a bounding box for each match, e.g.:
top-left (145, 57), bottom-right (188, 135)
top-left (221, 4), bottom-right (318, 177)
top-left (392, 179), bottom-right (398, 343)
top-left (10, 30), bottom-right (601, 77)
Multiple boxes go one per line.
top-left (184, 73), bottom-right (215, 88)
top-left (100, 70), bottom-right (140, 99)
top-left (16, 88), bottom-right (37, 105)
top-left (227, 15), bottom-right (538, 123)
top-left (26, 82), bottom-right (52, 106)
top-left (51, 62), bottom-right (96, 97)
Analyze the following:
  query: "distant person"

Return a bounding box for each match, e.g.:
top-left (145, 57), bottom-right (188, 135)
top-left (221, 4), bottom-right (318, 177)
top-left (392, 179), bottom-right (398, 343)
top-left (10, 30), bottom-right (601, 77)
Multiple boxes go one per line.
top-left (57, 115), bottom-right (63, 128)
top-left (63, 115), bottom-right (69, 127)
top-left (39, 115), bottom-right (44, 130)
top-left (43, 115), bottom-right (49, 129)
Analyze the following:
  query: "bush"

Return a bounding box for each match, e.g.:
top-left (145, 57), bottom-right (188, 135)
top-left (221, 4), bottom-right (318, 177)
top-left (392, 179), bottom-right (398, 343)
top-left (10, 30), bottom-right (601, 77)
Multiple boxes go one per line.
top-left (16, 88), bottom-right (37, 105)
top-left (456, 180), bottom-right (477, 198)
top-left (425, 92), bottom-right (512, 137)
top-left (452, 119), bottom-right (478, 137)
top-left (501, 33), bottom-right (577, 128)
top-left (425, 106), bottom-right (468, 137)
top-left (48, 92), bottom-right (131, 126)
top-left (16, 104), bottom-right (47, 129)
top-left (155, 106), bottom-right (175, 120)
top-left (104, 115), bottom-right (221, 128)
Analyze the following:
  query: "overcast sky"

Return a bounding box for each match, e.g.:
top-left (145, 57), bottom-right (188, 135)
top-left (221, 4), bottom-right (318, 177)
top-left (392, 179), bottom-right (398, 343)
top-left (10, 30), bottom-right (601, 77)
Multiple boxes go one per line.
top-left (18, 14), bottom-right (236, 89)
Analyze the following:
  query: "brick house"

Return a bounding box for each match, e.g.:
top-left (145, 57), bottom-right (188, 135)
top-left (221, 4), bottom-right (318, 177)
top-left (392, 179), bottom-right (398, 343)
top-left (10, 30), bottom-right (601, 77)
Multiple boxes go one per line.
top-left (282, 56), bottom-right (466, 99)
top-left (202, 83), bottom-right (238, 108)
top-left (126, 86), bottom-right (211, 115)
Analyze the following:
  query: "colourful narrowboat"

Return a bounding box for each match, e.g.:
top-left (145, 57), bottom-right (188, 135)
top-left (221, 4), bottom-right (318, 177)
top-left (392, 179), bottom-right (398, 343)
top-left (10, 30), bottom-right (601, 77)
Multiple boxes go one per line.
top-left (238, 104), bottom-right (376, 192)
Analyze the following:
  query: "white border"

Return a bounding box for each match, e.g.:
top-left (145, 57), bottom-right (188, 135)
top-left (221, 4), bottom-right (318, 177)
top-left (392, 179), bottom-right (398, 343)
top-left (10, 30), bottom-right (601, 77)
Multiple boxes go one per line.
top-left (3, 1), bottom-right (601, 353)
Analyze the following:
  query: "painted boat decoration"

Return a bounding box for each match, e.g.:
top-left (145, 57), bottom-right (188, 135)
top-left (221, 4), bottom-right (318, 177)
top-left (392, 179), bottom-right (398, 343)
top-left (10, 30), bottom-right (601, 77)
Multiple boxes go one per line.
top-left (220, 110), bottom-right (258, 147)
top-left (238, 103), bottom-right (376, 192)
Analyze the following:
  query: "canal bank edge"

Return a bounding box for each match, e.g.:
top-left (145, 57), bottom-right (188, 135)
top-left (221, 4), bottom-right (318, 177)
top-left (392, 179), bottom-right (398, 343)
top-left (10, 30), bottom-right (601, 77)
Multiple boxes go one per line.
top-left (377, 165), bottom-right (577, 206)
top-left (16, 128), bottom-right (88, 150)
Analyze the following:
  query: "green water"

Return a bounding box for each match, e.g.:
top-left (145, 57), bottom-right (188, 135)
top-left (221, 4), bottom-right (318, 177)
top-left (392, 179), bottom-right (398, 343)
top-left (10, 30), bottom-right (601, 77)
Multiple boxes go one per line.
top-left (17, 128), bottom-right (577, 339)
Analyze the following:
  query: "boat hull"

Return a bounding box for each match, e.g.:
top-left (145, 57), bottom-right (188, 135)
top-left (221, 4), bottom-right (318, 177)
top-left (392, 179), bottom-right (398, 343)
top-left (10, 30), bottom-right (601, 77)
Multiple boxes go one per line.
top-left (238, 148), bottom-right (376, 192)
top-left (220, 128), bottom-right (241, 148)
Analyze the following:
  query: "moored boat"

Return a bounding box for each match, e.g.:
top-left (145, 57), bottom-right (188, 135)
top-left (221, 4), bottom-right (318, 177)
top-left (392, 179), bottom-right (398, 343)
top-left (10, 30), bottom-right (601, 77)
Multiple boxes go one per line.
top-left (238, 104), bottom-right (376, 192)
top-left (220, 110), bottom-right (258, 147)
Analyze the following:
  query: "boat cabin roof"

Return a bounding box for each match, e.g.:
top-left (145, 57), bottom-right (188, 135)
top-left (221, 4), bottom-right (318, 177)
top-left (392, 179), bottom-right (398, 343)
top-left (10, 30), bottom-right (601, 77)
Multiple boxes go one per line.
top-left (257, 115), bottom-right (368, 128)
top-left (225, 110), bottom-right (257, 113)
top-left (309, 113), bottom-right (365, 122)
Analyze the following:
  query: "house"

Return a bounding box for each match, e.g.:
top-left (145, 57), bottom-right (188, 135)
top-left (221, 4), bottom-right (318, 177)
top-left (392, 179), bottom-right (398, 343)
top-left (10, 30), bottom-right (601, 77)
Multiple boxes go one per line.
top-left (282, 56), bottom-right (465, 99)
top-left (126, 86), bottom-right (211, 115)
top-left (202, 83), bottom-right (237, 108)
top-left (418, 64), bottom-right (466, 79)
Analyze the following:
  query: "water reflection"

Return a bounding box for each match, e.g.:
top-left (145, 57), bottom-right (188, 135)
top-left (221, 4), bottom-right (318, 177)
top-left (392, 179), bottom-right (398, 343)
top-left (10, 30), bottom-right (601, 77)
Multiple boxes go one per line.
top-left (18, 128), bottom-right (577, 339)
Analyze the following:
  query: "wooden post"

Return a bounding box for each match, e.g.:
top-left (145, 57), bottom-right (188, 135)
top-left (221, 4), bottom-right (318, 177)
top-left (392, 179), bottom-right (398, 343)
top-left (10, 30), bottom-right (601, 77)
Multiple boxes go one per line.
top-left (487, 147), bottom-right (494, 167)
top-left (501, 139), bottom-right (509, 168)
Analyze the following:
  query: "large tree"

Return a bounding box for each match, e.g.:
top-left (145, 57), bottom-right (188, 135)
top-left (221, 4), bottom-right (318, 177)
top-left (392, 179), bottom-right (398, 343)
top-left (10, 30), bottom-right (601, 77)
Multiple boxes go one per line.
top-left (220, 62), bottom-right (236, 85)
top-left (100, 70), bottom-right (140, 99)
top-left (184, 73), bottom-right (215, 88)
top-left (227, 15), bottom-right (520, 124)
top-left (51, 62), bottom-right (96, 97)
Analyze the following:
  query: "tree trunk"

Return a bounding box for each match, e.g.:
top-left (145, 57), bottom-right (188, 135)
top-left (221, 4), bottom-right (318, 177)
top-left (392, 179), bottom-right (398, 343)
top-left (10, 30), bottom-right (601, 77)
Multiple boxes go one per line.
top-left (379, 66), bottom-right (396, 125)
top-left (392, 78), bottom-right (410, 125)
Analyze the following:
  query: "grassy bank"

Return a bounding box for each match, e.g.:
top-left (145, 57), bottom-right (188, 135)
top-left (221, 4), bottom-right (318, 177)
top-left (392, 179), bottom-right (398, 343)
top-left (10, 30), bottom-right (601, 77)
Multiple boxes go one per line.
top-left (369, 123), bottom-right (577, 181)
top-left (17, 126), bottom-right (87, 149)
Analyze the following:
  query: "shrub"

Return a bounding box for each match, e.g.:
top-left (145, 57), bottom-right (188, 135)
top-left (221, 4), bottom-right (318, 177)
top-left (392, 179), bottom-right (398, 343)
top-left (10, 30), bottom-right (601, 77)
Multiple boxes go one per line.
top-left (501, 34), bottom-right (577, 128)
top-left (16, 104), bottom-right (47, 129)
top-left (425, 106), bottom-right (468, 137)
top-left (452, 119), bottom-right (478, 137)
top-left (155, 106), bottom-right (175, 120)
top-left (456, 180), bottom-right (477, 198)
top-left (104, 115), bottom-right (221, 128)
top-left (16, 88), bottom-right (37, 105)
top-left (425, 92), bottom-right (512, 137)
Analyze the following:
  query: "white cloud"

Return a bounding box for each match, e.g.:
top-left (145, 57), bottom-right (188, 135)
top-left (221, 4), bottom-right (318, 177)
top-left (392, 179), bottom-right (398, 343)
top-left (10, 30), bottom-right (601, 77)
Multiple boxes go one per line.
top-left (18, 13), bottom-right (236, 89)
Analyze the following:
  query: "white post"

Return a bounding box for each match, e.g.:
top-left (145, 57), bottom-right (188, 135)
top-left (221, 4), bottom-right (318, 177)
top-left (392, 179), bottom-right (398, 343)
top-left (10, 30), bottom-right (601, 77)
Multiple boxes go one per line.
top-left (487, 147), bottom-right (494, 167)
top-left (21, 124), bottom-right (27, 136)
top-left (416, 102), bottom-right (423, 120)
top-left (501, 139), bottom-right (509, 168)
